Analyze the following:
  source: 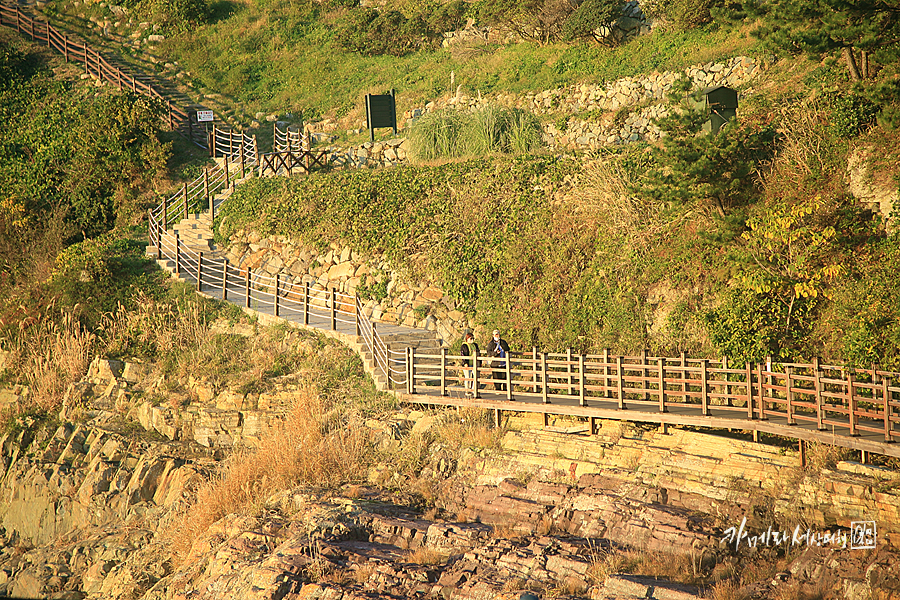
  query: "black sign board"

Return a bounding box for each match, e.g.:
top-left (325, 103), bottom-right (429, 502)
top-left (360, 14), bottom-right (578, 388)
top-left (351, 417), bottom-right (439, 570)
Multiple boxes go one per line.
top-left (366, 89), bottom-right (397, 142)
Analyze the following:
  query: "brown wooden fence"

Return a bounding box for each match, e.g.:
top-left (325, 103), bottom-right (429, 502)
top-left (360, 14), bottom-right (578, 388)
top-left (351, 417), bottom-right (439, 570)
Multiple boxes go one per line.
top-left (0, 1), bottom-right (207, 147)
top-left (406, 349), bottom-right (900, 449)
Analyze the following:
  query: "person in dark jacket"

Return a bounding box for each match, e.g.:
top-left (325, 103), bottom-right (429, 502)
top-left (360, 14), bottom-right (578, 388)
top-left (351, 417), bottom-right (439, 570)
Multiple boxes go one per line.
top-left (485, 329), bottom-right (510, 391)
top-left (460, 329), bottom-right (479, 397)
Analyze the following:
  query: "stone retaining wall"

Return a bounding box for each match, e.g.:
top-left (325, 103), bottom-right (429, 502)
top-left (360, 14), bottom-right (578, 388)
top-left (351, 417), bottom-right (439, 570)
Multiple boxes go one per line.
top-left (311, 55), bottom-right (762, 168)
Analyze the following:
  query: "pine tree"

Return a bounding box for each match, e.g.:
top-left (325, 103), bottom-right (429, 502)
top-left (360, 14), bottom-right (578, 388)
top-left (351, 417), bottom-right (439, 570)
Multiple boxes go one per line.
top-left (747, 0), bottom-right (900, 81)
top-left (637, 107), bottom-right (775, 217)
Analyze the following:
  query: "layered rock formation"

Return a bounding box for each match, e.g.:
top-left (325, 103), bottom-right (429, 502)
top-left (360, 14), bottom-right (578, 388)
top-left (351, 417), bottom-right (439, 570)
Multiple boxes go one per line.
top-left (0, 332), bottom-right (898, 599)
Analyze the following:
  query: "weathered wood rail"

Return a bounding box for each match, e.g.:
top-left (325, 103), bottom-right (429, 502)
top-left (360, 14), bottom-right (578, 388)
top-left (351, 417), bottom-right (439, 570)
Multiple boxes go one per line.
top-left (0, 1), bottom-right (209, 146)
top-left (402, 349), bottom-right (900, 458)
top-left (151, 224), bottom-right (407, 389)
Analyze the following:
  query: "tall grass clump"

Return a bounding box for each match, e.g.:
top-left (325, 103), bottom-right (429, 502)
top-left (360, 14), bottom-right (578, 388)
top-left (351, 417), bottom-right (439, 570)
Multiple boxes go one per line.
top-left (407, 110), bottom-right (467, 161)
top-left (408, 106), bottom-right (544, 161)
top-left (13, 309), bottom-right (95, 412)
top-left (506, 109), bottom-right (544, 153)
top-left (170, 388), bottom-right (374, 561)
top-left (464, 105), bottom-right (510, 155)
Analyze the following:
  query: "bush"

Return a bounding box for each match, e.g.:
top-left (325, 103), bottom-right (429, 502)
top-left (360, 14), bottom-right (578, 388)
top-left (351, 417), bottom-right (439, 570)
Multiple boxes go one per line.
top-left (0, 41), bottom-right (170, 278)
top-left (826, 92), bottom-right (879, 138)
top-left (334, 7), bottom-right (436, 56)
top-left (665, 0), bottom-right (715, 30)
top-left (121, 0), bottom-right (211, 32)
top-left (408, 106), bottom-right (543, 160)
top-left (562, 0), bottom-right (624, 45)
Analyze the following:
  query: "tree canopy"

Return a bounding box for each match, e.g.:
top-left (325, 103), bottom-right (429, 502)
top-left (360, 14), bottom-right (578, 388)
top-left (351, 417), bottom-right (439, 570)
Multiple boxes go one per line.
top-left (748, 0), bottom-right (900, 80)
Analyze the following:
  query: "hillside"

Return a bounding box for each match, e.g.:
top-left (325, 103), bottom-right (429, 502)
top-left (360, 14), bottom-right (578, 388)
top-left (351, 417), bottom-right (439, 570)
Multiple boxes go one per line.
top-left (1, 1), bottom-right (900, 599)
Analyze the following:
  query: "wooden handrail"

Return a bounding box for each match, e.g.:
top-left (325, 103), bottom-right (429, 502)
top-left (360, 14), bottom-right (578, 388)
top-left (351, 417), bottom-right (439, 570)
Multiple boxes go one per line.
top-left (405, 347), bottom-right (900, 449)
top-left (0, 1), bottom-right (207, 148)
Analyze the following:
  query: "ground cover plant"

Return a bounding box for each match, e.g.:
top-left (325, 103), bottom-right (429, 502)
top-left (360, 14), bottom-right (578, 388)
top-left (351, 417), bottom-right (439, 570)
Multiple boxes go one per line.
top-left (34, 0), bottom-right (756, 126)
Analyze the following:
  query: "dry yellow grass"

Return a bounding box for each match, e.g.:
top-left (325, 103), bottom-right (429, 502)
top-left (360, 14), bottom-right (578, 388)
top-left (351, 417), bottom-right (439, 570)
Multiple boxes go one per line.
top-left (169, 387), bottom-right (373, 561)
top-left (15, 308), bottom-right (95, 412)
top-left (406, 547), bottom-right (446, 566)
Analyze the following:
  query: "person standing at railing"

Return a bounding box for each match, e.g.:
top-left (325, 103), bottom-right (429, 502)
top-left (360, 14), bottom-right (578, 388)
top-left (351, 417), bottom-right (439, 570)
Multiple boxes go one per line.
top-left (486, 329), bottom-right (510, 391)
top-left (460, 329), bottom-right (479, 398)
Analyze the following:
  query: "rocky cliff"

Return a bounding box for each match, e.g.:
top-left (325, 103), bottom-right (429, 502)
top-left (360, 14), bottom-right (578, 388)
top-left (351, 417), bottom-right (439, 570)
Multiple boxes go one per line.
top-left (1, 324), bottom-right (898, 600)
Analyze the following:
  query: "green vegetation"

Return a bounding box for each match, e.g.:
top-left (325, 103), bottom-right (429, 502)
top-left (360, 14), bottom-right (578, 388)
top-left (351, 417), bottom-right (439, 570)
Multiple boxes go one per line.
top-left (407, 105), bottom-right (543, 160)
top-left (30, 0), bottom-right (752, 122)
top-left (0, 35), bottom-right (170, 281)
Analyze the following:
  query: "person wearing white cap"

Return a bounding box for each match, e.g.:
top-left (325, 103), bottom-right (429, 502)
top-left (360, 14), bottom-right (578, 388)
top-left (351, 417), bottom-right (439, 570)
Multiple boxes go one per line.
top-left (486, 329), bottom-right (510, 391)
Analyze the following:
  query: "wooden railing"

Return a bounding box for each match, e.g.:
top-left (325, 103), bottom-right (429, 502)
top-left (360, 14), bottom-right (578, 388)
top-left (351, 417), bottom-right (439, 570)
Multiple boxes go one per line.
top-left (0, 1), bottom-right (208, 147)
top-left (406, 349), bottom-right (900, 444)
top-left (149, 126), bottom-right (394, 383)
top-left (153, 230), bottom-right (406, 386)
top-left (258, 124), bottom-right (328, 176)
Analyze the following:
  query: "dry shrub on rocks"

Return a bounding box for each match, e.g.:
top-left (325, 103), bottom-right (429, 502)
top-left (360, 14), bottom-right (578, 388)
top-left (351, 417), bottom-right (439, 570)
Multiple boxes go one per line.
top-left (12, 308), bottom-right (95, 413)
top-left (170, 387), bottom-right (374, 561)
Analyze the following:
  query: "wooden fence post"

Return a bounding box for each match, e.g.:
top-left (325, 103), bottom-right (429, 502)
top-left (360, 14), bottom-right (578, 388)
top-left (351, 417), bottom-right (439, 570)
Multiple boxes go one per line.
top-left (814, 357), bottom-right (824, 430)
top-left (848, 370), bottom-right (858, 436)
top-left (174, 234), bottom-right (181, 275)
top-left (441, 347), bottom-right (448, 397)
top-left (541, 353), bottom-right (549, 404)
top-left (197, 252), bottom-right (203, 291)
top-left (245, 267), bottom-right (252, 307)
top-left (222, 260), bottom-right (228, 301)
top-left (161, 196), bottom-right (168, 231)
top-left (658, 358), bottom-right (667, 413)
top-left (616, 355), bottom-right (625, 409)
top-left (204, 168), bottom-right (210, 209)
top-left (579, 354), bottom-right (586, 407)
top-left (701, 359), bottom-right (709, 416)
top-left (566, 348), bottom-right (573, 396)
top-left (642, 348), bottom-right (649, 401)
top-left (330, 288), bottom-right (336, 330)
top-left (758, 363), bottom-right (767, 420)
top-left (506, 354), bottom-right (513, 401)
top-left (473, 353), bottom-right (480, 399)
top-left (355, 295), bottom-right (361, 337)
top-left (241, 144), bottom-right (246, 179)
top-left (532, 346), bottom-right (538, 393)
top-left (224, 153), bottom-right (230, 189)
top-left (746, 362), bottom-right (754, 419)
top-left (604, 348), bottom-right (611, 398)
top-left (884, 376), bottom-right (893, 442)
top-left (182, 183), bottom-right (188, 218)
top-left (274, 274), bottom-right (280, 317)
top-left (304, 282), bottom-right (310, 325)
top-left (409, 347), bottom-right (416, 395)
top-left (681, 351), bottom-right (687, 403)
top-left (786, 366), bottom-right (795, 424)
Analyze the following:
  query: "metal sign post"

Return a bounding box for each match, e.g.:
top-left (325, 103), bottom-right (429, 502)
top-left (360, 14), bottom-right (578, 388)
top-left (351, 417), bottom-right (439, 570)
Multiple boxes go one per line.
top-left (365, 89), bottom-right (397, 143)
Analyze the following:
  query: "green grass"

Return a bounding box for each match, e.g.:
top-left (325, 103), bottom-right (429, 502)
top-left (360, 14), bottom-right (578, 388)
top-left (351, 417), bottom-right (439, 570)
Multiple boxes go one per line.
top-left (163, 11), bottom-right (756, 121)
top-left (36, 0), bottom-right (758, 126)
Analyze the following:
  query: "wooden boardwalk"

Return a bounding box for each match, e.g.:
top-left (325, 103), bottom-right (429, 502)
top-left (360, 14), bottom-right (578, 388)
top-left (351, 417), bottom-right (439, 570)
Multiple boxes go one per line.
top-left (400, 384), bottom-right (900, 459)
top-left (400, 350), bottom-right (900, 460)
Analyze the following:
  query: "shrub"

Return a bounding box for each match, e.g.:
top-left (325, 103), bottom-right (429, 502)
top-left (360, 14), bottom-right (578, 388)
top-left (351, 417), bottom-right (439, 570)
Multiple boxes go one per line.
top-left (664, 0), bottom-right (715, 30)
top-left (334, 7), bottom-right (436, 56)
top-left (562, 0), bottom-right (624, 45)
top-left (408, 106), bottom-right (543, 160)
top-left (121, 0), bottom-right (211, 32)
top-left (826, 92), bottom-right (879, 138)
